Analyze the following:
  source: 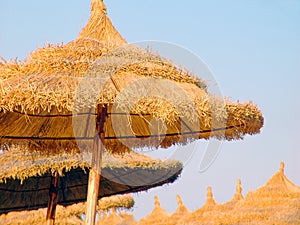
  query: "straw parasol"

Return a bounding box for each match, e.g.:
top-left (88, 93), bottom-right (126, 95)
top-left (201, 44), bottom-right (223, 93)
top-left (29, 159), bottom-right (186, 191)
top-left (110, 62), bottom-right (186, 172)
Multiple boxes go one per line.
top-left (133, 163), bottom-right (300, 225)
top-left (0, 149), bottom-right (181, 214)
top-left (96, 195), bottom-right (135, 225)
top-left (163, 195), bottom-right (190, 225)
top-left (0, 0), bottom-right (264, 224)
top-left (180, 186), bottom-right (219, 224)
top-left (180, 162), bottom-right (300, 225)
top-left (0, 194), bottom-right (135, 225)
top-left (227, 162), bottom-right (300, 225)
top-left (137, 196), bottom-right (170, 225)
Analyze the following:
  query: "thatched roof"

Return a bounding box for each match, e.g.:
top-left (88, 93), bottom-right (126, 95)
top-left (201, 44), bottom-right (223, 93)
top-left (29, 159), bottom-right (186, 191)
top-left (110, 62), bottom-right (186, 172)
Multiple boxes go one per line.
top-left (183, 162), bottom-right (300, 225)
top-left (0, 0), bottom-right (264, 154)
top-left (163, 195), bottom-right (190, 225)
top-left (0, 149), bottom-right (182, 214)
top-left (0, 194), bottom-right (134, 225)
top-left (138, 196), bottom-right (170, 225)
top-left (213, 162), bottom-right (300, 225)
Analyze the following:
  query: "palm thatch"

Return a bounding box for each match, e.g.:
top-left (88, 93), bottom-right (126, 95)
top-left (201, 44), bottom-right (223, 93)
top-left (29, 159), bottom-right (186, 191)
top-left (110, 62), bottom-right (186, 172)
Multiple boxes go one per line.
top-left (181, 162), bottom-right (300, 225)
top-left (222, 162), bottom-right (300, 225)
top-left (163, 195), bottom-right (190, 225)
top-left (0, 194), bottom-right (134, 225)
top-left (0, 149), bottom-right (182, 214)
top-left (137, 196), bottom-right (170, 225)
top-left (0, 206), bottom-right (82, 225)
top-left (0, 0), bottom-right (264, 154)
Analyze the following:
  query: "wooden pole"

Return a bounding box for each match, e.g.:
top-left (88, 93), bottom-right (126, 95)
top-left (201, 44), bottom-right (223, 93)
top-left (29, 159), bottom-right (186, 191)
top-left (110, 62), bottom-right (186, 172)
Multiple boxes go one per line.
top-left (85, 104), bottom-right (107, 225)
top-left (46, 172), bottom-right (59, 225)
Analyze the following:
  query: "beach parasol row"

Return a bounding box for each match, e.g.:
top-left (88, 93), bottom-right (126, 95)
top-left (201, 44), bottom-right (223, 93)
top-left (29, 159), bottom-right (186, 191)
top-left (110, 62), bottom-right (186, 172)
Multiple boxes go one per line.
top-left (136, 162), bottom-right (300, 225)
top-left (0, 0), bottom-right (264, 224)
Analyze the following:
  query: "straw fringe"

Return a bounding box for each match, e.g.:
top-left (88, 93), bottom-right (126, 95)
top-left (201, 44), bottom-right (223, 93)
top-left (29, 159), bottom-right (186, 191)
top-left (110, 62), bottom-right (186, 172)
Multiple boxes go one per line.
top-left (0, 148), bottom-right (181, 184)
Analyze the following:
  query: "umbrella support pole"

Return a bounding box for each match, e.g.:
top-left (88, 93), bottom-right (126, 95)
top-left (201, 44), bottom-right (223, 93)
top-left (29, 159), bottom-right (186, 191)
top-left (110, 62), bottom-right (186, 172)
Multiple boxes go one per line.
top-left (46, 172), bottom-right (59, 225)
top-left (85, 104), bottom-right (107, 225)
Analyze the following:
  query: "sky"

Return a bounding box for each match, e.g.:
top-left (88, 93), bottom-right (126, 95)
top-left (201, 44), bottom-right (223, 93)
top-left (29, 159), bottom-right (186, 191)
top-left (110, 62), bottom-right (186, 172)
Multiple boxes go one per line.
top-left (1, 0), bottom-right (300, 221)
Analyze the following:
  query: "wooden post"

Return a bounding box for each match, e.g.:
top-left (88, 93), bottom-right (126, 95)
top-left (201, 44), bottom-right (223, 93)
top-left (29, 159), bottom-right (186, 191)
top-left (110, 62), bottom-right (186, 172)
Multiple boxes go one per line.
top-left (46, 172), bottom-right (59, 225)
top-left (85, 104), bottom-right (107, 225)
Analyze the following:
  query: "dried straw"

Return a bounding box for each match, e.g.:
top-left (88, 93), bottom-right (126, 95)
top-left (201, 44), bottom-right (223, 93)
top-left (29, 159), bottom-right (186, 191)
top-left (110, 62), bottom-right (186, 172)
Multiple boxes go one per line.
top-left (0, 1), bottom-right (264, 154)
top-left (0, 194), bottom-right (134, 225)
top-left (0, 148), bottom-right (182, 214)
top-left (138, 196), bottom-right (170, 225)
top-left (182, 162), bottom-right (300, 225)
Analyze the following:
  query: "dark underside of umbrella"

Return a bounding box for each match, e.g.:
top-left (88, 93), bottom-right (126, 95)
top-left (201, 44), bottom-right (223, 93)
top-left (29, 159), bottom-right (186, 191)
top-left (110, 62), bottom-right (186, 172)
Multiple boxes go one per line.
top-left (0, 166), bottom-right (180, 214)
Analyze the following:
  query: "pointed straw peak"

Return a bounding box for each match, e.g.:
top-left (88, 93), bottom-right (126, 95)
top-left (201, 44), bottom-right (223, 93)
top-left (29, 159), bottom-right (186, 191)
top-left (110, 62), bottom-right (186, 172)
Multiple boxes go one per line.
top-left (206, 186), bottom-right (213, 198)
top-left (76, 0), bottom-right (126, 48)
top-left (279, 162), bottom-right (285, 174)
top-left (231, 178), bottom-right (243, 201)
top-left (91, 0), bottom-right (106, 13)
top-left (154, 196), bottom-right (160, 208)
top-left (176, 195), bottom-right (183, 207)
top-left (205, 186), bottom-right (216, 205)
top-left (236, 179), bottom-right (242, 195)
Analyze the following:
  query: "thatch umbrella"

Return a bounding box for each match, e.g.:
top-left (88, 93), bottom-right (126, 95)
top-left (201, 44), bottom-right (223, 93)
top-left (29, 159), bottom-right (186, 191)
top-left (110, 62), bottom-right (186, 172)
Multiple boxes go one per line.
top-left (0, 194), bottom-right (135, 225)
top-left (96, 195), bottom-right (135, 225)
top-left (0, 148), bottom-right (181, 215)
top-left (181, 186), bottom-right (218, 224)
top-left (163, 195), bottom-right (190, 225)
top-left (181, 163), bottom-right (300, 225)
top-left (137, 196), bottom-right (170, 225)
top-left (0, 0), bottom-right (263, 224)
top-left (225, 162), bottom-right (300, 225)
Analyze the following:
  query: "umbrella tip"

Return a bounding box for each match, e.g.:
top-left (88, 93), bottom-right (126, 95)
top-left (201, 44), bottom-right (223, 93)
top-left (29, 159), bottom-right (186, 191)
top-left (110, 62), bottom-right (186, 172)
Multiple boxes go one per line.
top-left (236, 179), bottom-right (242, 194)
top-left (154, 196), bottom-right (160, 207)
top-left (91, 0), bottom-right (106, 13)
top-left (279, 162), bottom-right (285, 174)
top-left (205, 186), bottom-right (216, 205)
top-left (176, 195), bottom-right (183, 207)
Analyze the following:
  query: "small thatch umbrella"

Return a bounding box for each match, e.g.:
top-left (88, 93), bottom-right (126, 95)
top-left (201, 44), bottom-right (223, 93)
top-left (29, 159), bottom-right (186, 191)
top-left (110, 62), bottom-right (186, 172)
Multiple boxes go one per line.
top-left (182, 162), bottom-right (300, 225)
top-left (0, 194), bottom-right (135, 225)
top-left (0, 149), bottom-right (182, 214)
top-left (98, 208), bottom-right (121, 225)
top-left (137, 196), bottom-right (170, 225)
top-left (163, 195), bottom-right (190, 225)
top-left (225, 162), bottom-right (300, 225)
top-left (96, 195), bottom-right (135, 225)
top-left (0, 0), bottom-right (263, 224)
top-left (181, 186), bottom-right (218, 224)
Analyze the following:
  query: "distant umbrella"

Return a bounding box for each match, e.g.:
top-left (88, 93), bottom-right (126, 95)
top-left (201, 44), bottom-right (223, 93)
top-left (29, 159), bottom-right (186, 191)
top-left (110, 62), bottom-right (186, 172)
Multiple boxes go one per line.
top-left (163, 195), bottom-right (190, 225)
top-left (182, 162), bottom-right (300, 225)
top-left (0, 194), bottom-right (135, 225)
top-left (138, 196), bottom-right (170, 225)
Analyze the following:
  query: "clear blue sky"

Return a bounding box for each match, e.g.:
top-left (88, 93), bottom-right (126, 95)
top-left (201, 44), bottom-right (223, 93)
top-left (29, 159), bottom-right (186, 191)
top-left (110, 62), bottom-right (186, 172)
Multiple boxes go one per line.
top-left (1, 0), bottom-right (299, 220)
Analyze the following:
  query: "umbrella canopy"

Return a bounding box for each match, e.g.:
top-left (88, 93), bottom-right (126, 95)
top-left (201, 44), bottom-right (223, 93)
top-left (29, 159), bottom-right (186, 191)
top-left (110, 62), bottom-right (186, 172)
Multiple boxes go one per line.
top-left (210, 163), bottom-right (300, 225)
top-left (0, 149), bottom-right (182, 214)
top-left (137, 196), bottom-right (170, 225)
top-left (0, 0), bottom-right (264, 155)
top-left (181, 162), bottom-right (300, 225)
top-left (0, 194), bottom-right (134, 225)
top-left (0, 1), bottom-right (264, 224)
top-left (163, 195), bottom-right (190, 225)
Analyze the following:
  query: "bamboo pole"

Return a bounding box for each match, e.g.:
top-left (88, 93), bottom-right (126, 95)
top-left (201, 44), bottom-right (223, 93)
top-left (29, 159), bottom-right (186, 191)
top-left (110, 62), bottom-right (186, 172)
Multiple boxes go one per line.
top-left (46, 172), bottom-right (59, 225)
top-left (85, 104), bottom-right (108, 225)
